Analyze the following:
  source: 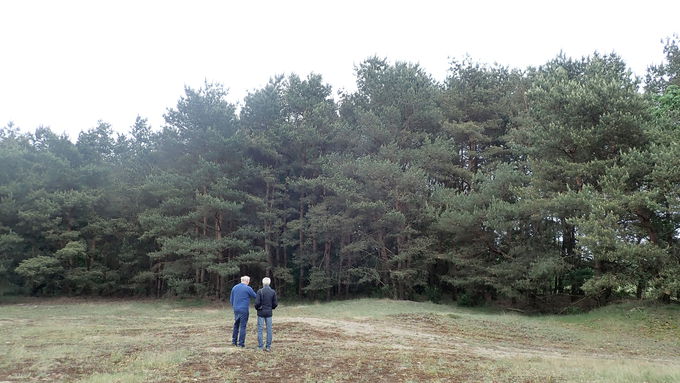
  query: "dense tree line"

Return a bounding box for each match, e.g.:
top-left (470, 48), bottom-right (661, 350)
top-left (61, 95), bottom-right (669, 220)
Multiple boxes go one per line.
top-left (1, 38), bottom-right (679, 307)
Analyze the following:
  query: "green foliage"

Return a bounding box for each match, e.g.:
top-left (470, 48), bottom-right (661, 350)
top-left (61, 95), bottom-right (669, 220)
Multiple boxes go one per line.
top-left (424, 285), bottom-right (442, 303)
top-left (2, 43), bottom-right (679, 307)
top-left (657, 84), bottom-right (680, 113)
top-left (581, 274), bottom-right (624, 298)
top-left (166, 278), bottom-right (194, 297)
top-left (130, 271), bottom-right (156, 294)
top-left (646, 35), bottom-right (680, 94)
top-left (563, 268), bottom-right (595, 294)
top-left (64, 267), bottom-right (106, 295)
top-left (272, 266), bottom-right (294, 285)
top-left (303, 267), bottom-right (333, 299)
top-left (55, 241), bottom-right (87, 264)
top-left (14, 256), bottom-right (64, 294)
top-left (457, 292), bottom-right (485, 307)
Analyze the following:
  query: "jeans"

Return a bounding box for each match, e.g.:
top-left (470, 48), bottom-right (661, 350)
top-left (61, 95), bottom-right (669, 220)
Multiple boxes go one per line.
top-left (257, 315), bottom-right (272, 349)
top-left (232, 310), bottom-right (249, 346)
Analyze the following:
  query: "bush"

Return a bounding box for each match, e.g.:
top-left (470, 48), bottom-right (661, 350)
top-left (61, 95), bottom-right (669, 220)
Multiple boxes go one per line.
top-left (14, 256), bottom-right (64, 295)
top-left (425, 286), bottom-right (442, 304)
top-left (564, 267), bottom-right (595, 294)
top-left (457, 292), bottom-right (484, 307)
top-left (166, 278), bottom-right (193, 297)
top-left (64, 267), bottom-right (105, 295)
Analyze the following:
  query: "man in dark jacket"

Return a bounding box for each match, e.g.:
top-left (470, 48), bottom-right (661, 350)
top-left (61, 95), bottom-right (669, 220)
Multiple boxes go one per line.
top-left (254, 277), bottom-right (278, 351)
top-left (230, 275), bottom-right (256, 347)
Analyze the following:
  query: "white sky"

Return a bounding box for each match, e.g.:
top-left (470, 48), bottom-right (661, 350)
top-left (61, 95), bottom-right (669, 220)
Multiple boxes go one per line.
top-left (1, 0), bottom-right (678, 140)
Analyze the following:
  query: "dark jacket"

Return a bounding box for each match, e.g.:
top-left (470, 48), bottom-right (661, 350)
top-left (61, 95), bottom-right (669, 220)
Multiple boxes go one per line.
top-left (254, 285), bottom-right (278, 318)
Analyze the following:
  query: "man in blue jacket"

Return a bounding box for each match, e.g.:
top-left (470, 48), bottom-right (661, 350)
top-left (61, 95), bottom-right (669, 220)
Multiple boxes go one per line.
top-left (230, 275), bottom-right (256, 347)
top-left (254, 277), bottom-right (278, 351)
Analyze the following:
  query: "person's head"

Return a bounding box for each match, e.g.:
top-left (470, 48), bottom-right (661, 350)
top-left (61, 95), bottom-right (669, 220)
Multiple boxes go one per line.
top-left (241, 276), bottom-right (250, 285)
top-left (262, 277), bottom-right (271, 287)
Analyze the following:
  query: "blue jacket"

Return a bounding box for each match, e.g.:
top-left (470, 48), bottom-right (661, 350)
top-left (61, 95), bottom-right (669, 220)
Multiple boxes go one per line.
top-left (230, 283), bottom-right (256, 312)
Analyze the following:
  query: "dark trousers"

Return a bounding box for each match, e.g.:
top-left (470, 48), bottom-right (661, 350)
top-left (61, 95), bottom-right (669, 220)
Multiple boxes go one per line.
top-left (232, 310), bottom-right (249, 346)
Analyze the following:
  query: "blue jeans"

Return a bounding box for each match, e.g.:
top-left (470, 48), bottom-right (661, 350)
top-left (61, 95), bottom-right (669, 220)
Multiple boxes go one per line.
top-left (257, 316), bottom-right (272, 349)
top-left (232, 310), bottom-right (249, 346)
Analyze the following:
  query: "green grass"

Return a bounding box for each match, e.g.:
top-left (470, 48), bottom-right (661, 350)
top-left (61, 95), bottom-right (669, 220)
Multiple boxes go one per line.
top-left (284, 298), bottom-right (461, 318)
top-left (1, 298), bottom-right (679, 382)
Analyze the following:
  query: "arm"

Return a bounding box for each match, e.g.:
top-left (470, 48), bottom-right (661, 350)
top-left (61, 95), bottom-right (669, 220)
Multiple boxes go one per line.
top-left (272, 291), bottom-right (278, 310)
top-left (254, 290), bottom-right (262, 310)
top-left (248, 286), bottom-right (257, 298)
top-left (229, 286), bottom-right (234, 306)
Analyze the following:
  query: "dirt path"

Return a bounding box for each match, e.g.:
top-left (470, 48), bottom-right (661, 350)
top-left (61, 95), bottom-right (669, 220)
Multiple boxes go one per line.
top-left (277, 315), bottom-right (679, 364)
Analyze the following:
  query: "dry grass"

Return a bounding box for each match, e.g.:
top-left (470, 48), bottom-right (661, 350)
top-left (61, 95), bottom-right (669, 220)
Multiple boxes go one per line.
top-left (1, 298), bottom-right (679, 382)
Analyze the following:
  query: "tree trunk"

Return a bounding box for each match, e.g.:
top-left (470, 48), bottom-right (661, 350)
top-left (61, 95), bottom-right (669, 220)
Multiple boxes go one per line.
top-left (469, 140), bottom-right (478, 173)
top-left (298, 192), bottom-right (305, 296)
top-left (337, 243), bottom-right (343, 297)
top-left (265, 181), bottom-right (272, 274)
top-left (636, 280), bottom-right (645, 299)
top-left (661, 291), bottom-right (671, 304)
top-left (562, 223), bottom-right (576, 260)
top-left (88, 239), bottom-right (95, 271)
top-left (156, 262), bottom-right (163, 298)
top-left (636, 208), bottom-right (659, 245)
top-left (283, 219), bottom-right (289, 267)
top-left (324, 240), bottom-right (331, 300)
top-left (298, 267), bottom-right (304, 296)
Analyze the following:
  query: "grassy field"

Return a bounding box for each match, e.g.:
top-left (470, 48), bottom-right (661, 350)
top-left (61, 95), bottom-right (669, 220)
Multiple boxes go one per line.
top-left (1, 298), bottom-right (679, 382)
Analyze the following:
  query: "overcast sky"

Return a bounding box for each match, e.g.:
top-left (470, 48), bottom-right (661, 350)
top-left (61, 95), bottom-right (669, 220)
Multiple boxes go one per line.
top-left (1, 0), bottom-right (678, 140)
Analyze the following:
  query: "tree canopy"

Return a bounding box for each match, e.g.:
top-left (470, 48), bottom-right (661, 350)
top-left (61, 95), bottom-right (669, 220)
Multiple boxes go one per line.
top-left (2, 39), bottom-right (679, 308)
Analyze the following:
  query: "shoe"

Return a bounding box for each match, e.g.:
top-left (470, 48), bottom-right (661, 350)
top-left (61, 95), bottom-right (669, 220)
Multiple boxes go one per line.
top-left (264, 348), bottom-right (271, 352)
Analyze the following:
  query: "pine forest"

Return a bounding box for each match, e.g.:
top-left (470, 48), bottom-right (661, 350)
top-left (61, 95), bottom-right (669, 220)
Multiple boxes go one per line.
top-left (2, 38), bottom-right (680, 310)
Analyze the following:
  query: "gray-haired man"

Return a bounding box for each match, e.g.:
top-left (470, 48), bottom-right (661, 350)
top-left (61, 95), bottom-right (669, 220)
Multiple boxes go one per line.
top-left (230, 275), bottom-right (256, 347)
top-left (254, 277), bottom-right (278, 351)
